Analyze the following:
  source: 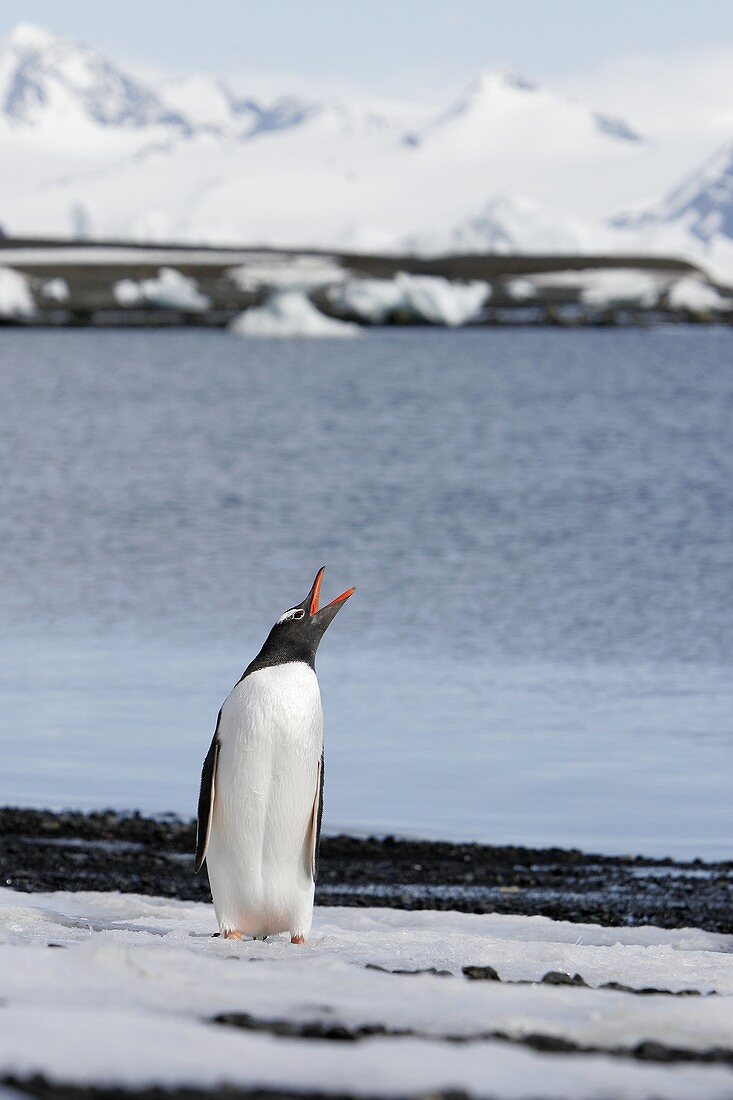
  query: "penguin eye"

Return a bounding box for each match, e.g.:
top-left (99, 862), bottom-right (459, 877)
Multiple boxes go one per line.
top-left (277, 607), bottom-right (305, 624)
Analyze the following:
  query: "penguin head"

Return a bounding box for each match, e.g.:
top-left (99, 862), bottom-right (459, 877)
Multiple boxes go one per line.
top-left (248, 567), bottom-right (355, 673)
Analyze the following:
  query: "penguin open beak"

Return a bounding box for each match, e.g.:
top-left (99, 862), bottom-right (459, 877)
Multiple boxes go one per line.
top-left (306, 567), bottom-right (355, 619)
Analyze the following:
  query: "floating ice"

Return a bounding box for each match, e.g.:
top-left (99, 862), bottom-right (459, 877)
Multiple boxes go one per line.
top-left (668, 275), bottom-right (733, 313)
top-left (138, 267), bottom-right (210, 311)
top-left (504, 277), bottom-right (536, 301)
top-left (332, 277), bottom-right (404, 323)
top-left (113, 268), bottom-right (210, 311)
top-left (0, 267), bottom-right (35, 318)
top-left (230, 288), bottom-right (360, 338)
top-left (578, 270), bottom-right (666, 309)
top-left (334, 272), bottom-right (490, 326)
top-left (113, 278), bottom-right (143, 306)
top-left (399, 273), bottom-right (491, 325)
top-left (40, 276), bottom-right (70, 302)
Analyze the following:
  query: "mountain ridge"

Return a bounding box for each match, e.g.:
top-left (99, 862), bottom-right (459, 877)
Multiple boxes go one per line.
top-left (0, 21), bottom-right (731, 276)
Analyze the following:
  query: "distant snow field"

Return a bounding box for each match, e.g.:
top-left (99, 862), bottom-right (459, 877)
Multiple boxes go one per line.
top-left (3, 23), bottom-right (733, 280)
top-left (1, 888), bottom-right (733, 1099)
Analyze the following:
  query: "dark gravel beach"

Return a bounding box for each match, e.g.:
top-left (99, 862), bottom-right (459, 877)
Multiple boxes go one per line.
top-left (2, 807), bottom-right (731, 933)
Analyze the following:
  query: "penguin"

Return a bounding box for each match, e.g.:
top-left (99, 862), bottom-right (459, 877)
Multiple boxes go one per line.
top-left (195, 567), bottom-right (355, 944)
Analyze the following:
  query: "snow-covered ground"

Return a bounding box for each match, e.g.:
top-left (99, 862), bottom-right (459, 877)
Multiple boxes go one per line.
top-left (1, 888), bottom-right (732, 1099)
top-left (7, 240), bottom-right (729, 328)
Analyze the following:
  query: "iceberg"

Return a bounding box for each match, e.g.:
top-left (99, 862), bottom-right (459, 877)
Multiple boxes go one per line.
top-left (230, 288), bottom-right (361, 338)
top-left (334, 272), bottom-right (491, 326)
top-left (113, 268), bottom-right (210, 311)
top-left (399, 273), bottom-right (490, 325)
top-left (579, 270), bottom-right (666, 309)
top-left (668, 275), bottom-right (733, 313)
top-left (0, 266), bottom-right (35, 318)
top-left (113, 278), bottom-right (144, 306)
top-left (41, 276), bottom-right (70, 302)
top-left (504, 277), bottom-right (537, 301)
top-left (332, 277), bottom-right (404, 323)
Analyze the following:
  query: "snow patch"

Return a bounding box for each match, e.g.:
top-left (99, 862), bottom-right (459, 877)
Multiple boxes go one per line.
top-left (668, 275), bottom-right (733, 313)
top-left (229, 254), bottom-right (345, 291)
top-left (334, 273), bottom-right (490, 326)
top-left (230, 289), bottom-right (360, 338)
top-left (578, 270), bottom-right (667, 309)
top-left (0, 267), bottom-right (35, 318)
top-left (41, 276), bottom-right (70, 302)
top-left (333, 278), bottom-right (404, 323)
top-left (113, 279), bottom-right (143, 306)
top-left (113, 268), bottom-right (210, 311)
top-left (504, 277), bottom-right (537, 301)
top-left (521, 268), bottom-right (673, 309)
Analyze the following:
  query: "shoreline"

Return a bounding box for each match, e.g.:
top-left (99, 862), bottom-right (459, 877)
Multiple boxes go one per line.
top-left (2, 807), bottom-right (731, 933)
top-left (2, 238), bottom-right (731, 328)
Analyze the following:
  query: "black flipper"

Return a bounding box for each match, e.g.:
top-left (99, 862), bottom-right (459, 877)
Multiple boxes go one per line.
top-left (194, 713), bottom-right (222, 874)
top-left (315, 750), bottom-right (325, 878)
top-left (305, 750), bottom-right (325, 882)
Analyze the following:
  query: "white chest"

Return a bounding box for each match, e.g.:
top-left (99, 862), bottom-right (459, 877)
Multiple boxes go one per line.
top-left (214, 662), bottom-right (323, 819)
top-left (218, 662), bottom-right (323, 755)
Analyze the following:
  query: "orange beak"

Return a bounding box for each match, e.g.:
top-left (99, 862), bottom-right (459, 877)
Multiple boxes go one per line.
top-left (308, 566), bottom-right (356, 617)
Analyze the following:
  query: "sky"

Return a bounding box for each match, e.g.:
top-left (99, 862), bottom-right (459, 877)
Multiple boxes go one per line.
top-left (2, 0), bottom-right (733, 104)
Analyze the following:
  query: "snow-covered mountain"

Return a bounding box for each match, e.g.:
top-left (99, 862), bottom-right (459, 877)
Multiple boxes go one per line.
top-left (0, 23), bottom-right (188, 135)
top-left (2, 20), bottom-right (729, 269)
top-left (607, 140), bottom-right (733, 281)
top-left (415, 69), bottom-right (643, 149)
top-left (160, 74), bottom-right (319, 140)
top-left (615, 139), bottom-right (733, 243)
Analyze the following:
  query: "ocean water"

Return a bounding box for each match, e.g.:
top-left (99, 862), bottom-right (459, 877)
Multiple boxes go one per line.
top-left (0, 326), bottom-right (731, 858)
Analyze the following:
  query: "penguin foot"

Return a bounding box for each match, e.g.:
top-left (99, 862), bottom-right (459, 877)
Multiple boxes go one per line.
top-left (290, 934), bottom-right (307, 945)
top-left (223, 930), bottom-right (244, 940)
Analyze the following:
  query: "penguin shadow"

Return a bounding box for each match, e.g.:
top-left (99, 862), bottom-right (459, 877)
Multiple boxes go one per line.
top-left (40, 908), bottom-right (170, 937)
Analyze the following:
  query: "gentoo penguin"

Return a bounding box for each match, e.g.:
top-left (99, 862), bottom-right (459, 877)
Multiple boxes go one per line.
top-left (195, 567), bottom-right (354, 944)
